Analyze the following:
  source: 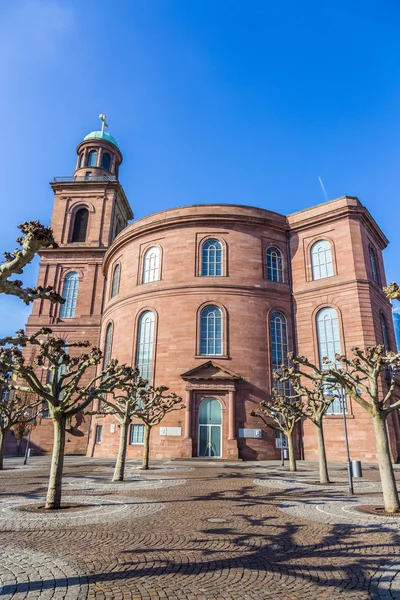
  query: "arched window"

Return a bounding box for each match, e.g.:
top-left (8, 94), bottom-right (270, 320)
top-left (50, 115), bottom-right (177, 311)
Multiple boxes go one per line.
top-left (381, 313), bottom-right (389, 351)
top-left (270, 311), bottom-right (289, 395)
top-left (201, 239), bottom-right (223, 276)
top-left (103, 323), bottom-right (113, 368)
top-left (200, 305), bottom-right (223, 356)
top-left (101, 152), bottom-right (111, 170)
top-left (136, 311), bottom-right (155, 381)
top-left (87, 150), bottom-right (98, 167)
top-left (59, 272), bottom-right (79, 318)
top-left (111, 264), bottom-right (120, 298)
top-left (311, 240), bottom-right (333, 280)
top-left (316, 307), bottom-right (344, 414)
top-left (71, 208), bottom-right (89, 242)
top-left (266, 247), bottom-right (284, 282)
top-left (369, 246), bottom-right (379, 284)
top-left (143, 247), bottom-right (160, 283)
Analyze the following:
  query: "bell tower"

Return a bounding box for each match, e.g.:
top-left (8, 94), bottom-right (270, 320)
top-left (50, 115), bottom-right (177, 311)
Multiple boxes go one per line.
top-left (25, 116), bottom-right (133, 454)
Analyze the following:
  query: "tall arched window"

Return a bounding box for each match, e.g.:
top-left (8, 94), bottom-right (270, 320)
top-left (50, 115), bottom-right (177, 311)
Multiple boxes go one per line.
top-left (101, 152), bottom-right (111, 170)
top-left (200, 305), bottom-right (223, 355)
top-left (369, 246), bottom-right (379, 284)
top-left (59, 272), bottom-right (79, 318)
top-left (103, 323), bottom-right (113, 368)
top-left (136, 311), bottom-right (155, 381)
top-left (311, 240), bottom-right (333, 280)
top-left (381, 313), bottom-right (389, 351)
top-left (270, 311), bottom-right (289, 395)
top-left (143, 247), bottom-right (160, 283)
top-left (111, 264), bottom-right (120, 298)
top-left (316, 307), bottom-right (343, 414)
top-left (266, 247), bottom-right (284, 282)
top-left (87, 150), bottom-right (98, 167)
top-left (201, 239), bottom-right (223, 276)
top-left (71, 208), bottom-right (89, 242)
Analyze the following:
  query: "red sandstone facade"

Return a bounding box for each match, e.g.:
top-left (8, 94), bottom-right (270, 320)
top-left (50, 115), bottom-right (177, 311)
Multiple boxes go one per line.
top-left (9, 127), bottom-right (399, 464)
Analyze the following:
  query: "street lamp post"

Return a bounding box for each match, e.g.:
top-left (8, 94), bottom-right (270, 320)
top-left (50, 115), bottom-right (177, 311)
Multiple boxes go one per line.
top-left (337, 386), bottom-right (354, 495)
top-left (325, 378), bottom-right (354, 496)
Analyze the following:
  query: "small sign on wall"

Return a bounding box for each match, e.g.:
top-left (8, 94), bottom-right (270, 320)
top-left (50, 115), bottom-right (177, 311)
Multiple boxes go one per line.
top-left (238, 428), bottom-right (262, 439)
top-left (110, 423), bottom-right (116, 434)
top-left (160, 426), bottom-right (182, 437)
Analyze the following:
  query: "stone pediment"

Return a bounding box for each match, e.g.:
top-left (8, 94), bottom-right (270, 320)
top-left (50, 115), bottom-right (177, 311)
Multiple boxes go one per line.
top-left (181, 361), bottom-right (241, 381)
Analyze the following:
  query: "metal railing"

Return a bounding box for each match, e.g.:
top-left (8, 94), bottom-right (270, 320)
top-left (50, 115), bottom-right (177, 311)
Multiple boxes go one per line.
top-left (53, 175), bottom-right (117, 183)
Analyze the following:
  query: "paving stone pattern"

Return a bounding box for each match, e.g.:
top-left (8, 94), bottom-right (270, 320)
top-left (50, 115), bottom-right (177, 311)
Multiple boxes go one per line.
top-left (0, 458), bottom-right (400, 599)
top-left (65, 476), bottom-right (186, 491)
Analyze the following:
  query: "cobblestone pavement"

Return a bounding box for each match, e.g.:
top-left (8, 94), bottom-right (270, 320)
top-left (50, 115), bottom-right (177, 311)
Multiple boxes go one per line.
top-left (1, 457), bottom-right (400, 599)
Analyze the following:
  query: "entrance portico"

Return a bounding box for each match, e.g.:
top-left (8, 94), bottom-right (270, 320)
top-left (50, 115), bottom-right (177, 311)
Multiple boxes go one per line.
top-left (180, 361), bottom-right (241, 459)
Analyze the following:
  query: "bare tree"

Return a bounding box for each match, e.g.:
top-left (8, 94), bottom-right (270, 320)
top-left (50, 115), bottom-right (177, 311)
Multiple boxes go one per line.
top-left (0, 328), bottom-right (135, 509)
top-left (0, 386), bottom-right (40, 469)
top-left (251, 390), bottom-right (304, 472)
top-left (323, 345), bottom-right (400, 513)
top-left (132, 385), bottom-right (184, 470)
top-left (92, 369), bottom-right (149, 482)
top-left (0, 221), bottom-right (63, 305)
top-left (276, 353), bottom-right (335, 484)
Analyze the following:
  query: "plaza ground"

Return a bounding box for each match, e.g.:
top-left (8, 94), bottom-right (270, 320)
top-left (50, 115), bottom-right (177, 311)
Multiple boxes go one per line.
top-left (0, 457), bottom-right (399, 599)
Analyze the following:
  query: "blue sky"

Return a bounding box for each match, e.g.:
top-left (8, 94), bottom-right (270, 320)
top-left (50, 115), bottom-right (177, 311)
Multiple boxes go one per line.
top-left (0, 0), bottom-right (399, 336)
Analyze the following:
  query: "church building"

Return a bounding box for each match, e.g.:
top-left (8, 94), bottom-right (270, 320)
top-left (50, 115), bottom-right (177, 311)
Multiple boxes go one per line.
top-left (17, 119), bottom-right (400, 463)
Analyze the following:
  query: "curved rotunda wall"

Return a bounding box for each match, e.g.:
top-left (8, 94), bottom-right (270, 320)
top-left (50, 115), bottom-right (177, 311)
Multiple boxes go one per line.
top-left (94, 205), bottom-right (292, 461)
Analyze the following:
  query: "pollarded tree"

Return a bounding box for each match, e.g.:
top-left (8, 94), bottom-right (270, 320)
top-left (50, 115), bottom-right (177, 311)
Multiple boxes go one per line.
top-left (0, 221), bottom-right (63, 304)
top-left (384, 282), bottom-right (400, 301)
top-left (0, 386), bottom-right (40, 469)
top-left (324, 345), bottom-right (400, 513)
top-left (0, 328), bottom-right (135, 509)
top-left (251, 389), bottom-right (304, 472)
top-left (92, 369), bottom-right (150, 482)
top-left (276, 353), bottom-right (335, 484)
top-left (133, 385), bottom-right (184, 470)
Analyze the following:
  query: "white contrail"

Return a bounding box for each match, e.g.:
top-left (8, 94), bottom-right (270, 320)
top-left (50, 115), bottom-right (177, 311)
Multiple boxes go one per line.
top-left (318, 176), bottom-right (330, 202)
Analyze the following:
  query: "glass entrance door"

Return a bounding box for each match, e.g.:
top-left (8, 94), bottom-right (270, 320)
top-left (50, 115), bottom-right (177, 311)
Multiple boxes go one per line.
top-left (198, 398), bottom-right (222, 457)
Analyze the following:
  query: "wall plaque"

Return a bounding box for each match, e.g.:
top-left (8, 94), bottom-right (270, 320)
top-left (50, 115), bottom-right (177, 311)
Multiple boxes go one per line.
top-left (238, 428), bottom-right (262, 439)
top-left (160, 426), bottom-right (182, 437)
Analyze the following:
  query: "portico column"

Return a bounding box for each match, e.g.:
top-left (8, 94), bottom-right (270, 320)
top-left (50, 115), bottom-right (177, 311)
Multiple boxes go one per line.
top-left (228, 390), bottom-right (236, 440)
top-left (184, 388), bottom-right (192, 439)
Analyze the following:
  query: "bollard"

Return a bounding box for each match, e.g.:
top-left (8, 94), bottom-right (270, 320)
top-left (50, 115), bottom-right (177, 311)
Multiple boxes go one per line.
top-left (351, 460), bottom-right (362, 478)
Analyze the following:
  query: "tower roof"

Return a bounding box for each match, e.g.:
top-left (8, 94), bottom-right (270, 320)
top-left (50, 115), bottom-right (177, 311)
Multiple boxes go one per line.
top-left (83, 130), bottom-right (119, 148)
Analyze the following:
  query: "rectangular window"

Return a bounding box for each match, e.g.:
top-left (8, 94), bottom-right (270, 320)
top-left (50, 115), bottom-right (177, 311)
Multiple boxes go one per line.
top-left (95, 425), bottom-right (103, 444)
top-left (324, 389), bottom-right (347, 415)
top-left (275, 430), bottom-right (288, 448)
top-left (130, 424), bottom-right (145, 445)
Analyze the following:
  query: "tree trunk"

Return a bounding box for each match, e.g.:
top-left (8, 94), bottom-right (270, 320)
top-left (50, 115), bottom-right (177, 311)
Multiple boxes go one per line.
top-left (372, 413), bottom-right (400, 513)
top-left (112, 418), bottom-right (130, 482)
top-left (287, 430), bottom-right (297, 472)
top-left (0, 429), bottom-right (5, 470)
top-left (45, 415), bottom-right (66, 509)
top-left (141, 424), bottom-right (151, 470)
top-left (316, 419), bottom-right (330, 484)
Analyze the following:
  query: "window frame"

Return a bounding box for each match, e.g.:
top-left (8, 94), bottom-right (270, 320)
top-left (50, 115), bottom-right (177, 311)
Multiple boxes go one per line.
top-left (87, 149), bottom-right (98, 168)
top-left (95, 425), bottom-right (103, 444)
top-left (59, 272), bottom-right (80, 319)
top-left (200, 238), bottom-right (224, 277)
top-left (135, 310), bottom-right (156, 383)
top-left (265, 245), bottom-right (285, 283)
top-left (197, 303), bottom-right (227, 357)
top-left (141, 245), bottom-right (162, 284)
top-left (269, 310), bottom-right (290, 396)
top-left (101, 152), bottom-right (111, 171)
top-left (70, 207), bottom-right (89, 243)
top-left (129, 423), bottom-right (145, 445)
top-left (380, 312), bottom-right (390, 351)
top-left (310, 239), bottom-right (334, 281)
top-left (110, 263), bottom-right (121, 298)
top-left (196, 235), bottom-right (228, 277)
top-left (369, 244), bottom-right (380, 285)
top-left (315, 306), bottom-right (348, 415)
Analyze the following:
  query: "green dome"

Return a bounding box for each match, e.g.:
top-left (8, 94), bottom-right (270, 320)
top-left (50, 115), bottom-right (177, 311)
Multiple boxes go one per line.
top-left (83, 130), bottom-right (119, 148)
